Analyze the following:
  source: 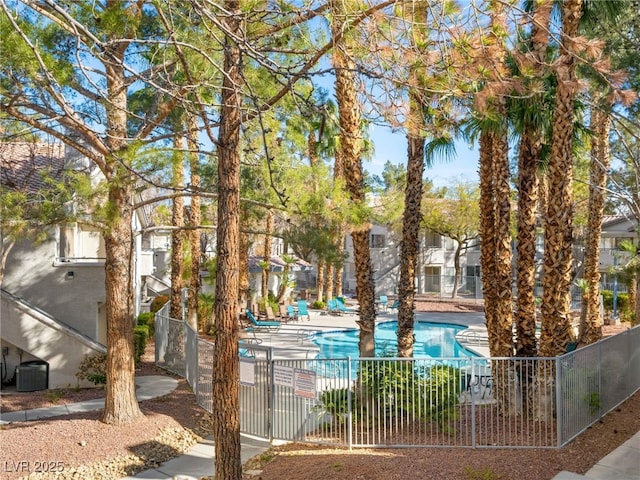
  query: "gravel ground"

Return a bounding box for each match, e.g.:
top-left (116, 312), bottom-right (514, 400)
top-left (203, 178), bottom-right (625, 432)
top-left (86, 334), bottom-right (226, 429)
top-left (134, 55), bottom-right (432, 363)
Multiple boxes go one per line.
top-left (0, 344), bottom-right (213, 480)
top-left (1, 302), bottom-right (636, 480)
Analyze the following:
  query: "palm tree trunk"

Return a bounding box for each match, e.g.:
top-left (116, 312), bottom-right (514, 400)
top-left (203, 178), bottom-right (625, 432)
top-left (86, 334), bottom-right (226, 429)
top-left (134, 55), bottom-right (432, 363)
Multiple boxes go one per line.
top-left (326, 262), bottom-right (335, 301)
top-left (536, 0), bottom-right (583, 423)
top-left (170, 135), bottom-right (186, 321)
top-left (478, 1), bottom-right (515, 417)
top-left (515, 131), bottom-right (541, 357)
top-left (330, 0), bottom-right (375, 357)
top-left (262, 210), bottom-right (273, 300)
top-left (333, 128), bottom-right (347, 300)
top-left (479, 132), bottom-right (498, 346)
top-left (514, 0), bottom-right (549, 358)
top-left (239, 229), bottom-right (250, 307)
top-left (451, 242), bottom-right (463, 299)
top-left (397, 0), bottom-right (427, 359)
top-left (316, 260), bottom-right (325, 304)
top-left (187, 116), bottom-right (201, 332)
top-left (539, 0), bottom-right (583, 358)
top-left (581, 106), bottom-right (610, 344)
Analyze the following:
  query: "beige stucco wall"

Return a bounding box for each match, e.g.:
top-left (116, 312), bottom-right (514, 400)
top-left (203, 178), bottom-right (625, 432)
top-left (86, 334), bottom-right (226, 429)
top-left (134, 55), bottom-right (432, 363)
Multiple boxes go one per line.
top-left (1, 293), bottom-right (105, 388)
top-left (2, 236), bottom-right (105, 340)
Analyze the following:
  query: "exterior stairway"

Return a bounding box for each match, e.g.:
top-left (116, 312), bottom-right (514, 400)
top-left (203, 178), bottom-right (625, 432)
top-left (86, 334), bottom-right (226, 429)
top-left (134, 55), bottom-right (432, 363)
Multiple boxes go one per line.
top-left (1, 288), bottom-right (105, 388)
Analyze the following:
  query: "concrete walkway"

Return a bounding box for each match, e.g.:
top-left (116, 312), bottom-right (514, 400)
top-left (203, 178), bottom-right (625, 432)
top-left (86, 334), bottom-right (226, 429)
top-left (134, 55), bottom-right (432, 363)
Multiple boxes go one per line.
top-left (0, 375), bottom-right (178, 423)
top-left (553, 430), bottom-right (640, 480)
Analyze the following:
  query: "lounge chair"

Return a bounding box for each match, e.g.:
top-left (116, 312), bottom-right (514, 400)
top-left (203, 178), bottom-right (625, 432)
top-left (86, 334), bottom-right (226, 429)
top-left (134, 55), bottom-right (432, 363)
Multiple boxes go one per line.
top-left (277, 304), bottom-right (297, 323)
top-left (388, 299), bottom-right (399, 313)
top-left (297, 300), bottom-right (311, 321)
top-left (327, 298), bottom-right (343, 316)
top-left (278, 304), bottom-right (292, 322)
top-left (377, 295), bottom-right (388, 312)
top-left (335, 297), bottom-right (356, 314)
top-left (245, 308), bottom-right (281, 332)
top-left (286, 304), bottom-right (299, 322)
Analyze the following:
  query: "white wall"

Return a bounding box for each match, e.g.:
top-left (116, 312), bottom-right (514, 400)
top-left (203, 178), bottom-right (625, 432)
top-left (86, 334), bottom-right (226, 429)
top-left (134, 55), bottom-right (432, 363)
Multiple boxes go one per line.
top-left (2, 236), bottom-right (105, 340)
top-left (1, 293), bottom-right (105, 388)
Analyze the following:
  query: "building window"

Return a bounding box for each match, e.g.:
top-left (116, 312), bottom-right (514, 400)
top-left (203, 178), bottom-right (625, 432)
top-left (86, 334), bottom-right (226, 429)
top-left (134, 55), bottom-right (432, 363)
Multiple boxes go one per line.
top-left (424, 266), bottom-right (441, 292)
top-left (424, 232), bottom-right (442, 248)
top-left (370, 234), bottom-right (385, 249)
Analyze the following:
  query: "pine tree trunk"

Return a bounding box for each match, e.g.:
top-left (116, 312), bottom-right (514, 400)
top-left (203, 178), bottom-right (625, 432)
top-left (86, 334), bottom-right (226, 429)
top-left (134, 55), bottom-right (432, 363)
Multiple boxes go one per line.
top-left (102, 45), bottom-right (142, 426)
top-left (212, 2), bottom-right (242, 477)
top-left (103, 186), bottom-right (143, 426)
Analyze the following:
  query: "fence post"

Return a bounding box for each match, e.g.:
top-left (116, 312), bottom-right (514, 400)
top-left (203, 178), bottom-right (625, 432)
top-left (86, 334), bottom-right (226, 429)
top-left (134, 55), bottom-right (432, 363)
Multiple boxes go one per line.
top-left (268, 348), bottom-right (274, 443)
top-left (598, 339), bottom-right (603, 419)
top-left (193, 325), bottom-right (198, 399)
top-left (626, 329), bottom-right (631, 397)
top-left (347, 357), bottom-right (353, 451)
top-left (471, 357), bottom-right (476, 448)
top-left (555, 356), bottom-right (562, 447)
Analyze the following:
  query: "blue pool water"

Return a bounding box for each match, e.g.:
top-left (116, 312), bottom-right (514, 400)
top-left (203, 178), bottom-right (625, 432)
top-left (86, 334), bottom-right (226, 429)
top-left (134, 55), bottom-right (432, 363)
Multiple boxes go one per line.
top-left (313, 321), bottom-right (478, 359)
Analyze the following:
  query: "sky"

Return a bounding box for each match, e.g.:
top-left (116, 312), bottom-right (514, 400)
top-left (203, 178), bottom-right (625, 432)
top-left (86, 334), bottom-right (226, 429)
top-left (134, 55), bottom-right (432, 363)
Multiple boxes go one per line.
top-left (366, 124), bottom-right (480, 188)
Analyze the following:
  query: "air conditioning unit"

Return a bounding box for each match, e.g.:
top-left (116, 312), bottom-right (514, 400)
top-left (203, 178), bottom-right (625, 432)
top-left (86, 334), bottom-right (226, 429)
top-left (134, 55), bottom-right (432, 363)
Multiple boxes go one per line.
top-left (16, 360), bottom-right (49, 392)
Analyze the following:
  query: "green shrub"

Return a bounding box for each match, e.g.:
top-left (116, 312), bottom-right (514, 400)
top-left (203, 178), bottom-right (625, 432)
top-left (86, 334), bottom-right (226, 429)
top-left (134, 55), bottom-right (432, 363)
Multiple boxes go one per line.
top-left (359, 360), bottom-right (461, 430)
top-left (76, 353), bottom-right (107, 386)
top-left (314, 387), bottom-right (355, 425)
top-left (137, 311), bottom-right (155, 337)
top-left (312, 300), bottom-right (325, 310)
top-left (601, 290), bottom-right (631, 319)
top-left (150, 295), bottom-right (169, 313)
top-left (134, 325), bottom-right (149, 363)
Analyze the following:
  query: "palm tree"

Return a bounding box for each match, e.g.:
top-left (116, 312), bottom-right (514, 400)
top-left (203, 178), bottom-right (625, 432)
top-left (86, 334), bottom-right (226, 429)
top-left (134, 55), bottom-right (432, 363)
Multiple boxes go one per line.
top-left (170, 132), bottom-right (186, 321)
top-left (477, 1), bottom-right (514, 360)
top-left (511, 0), bottom-right (554, 358)
top-left (262, 210), bottom-right (274, 301)
top-left (330, 0), bottom-right (376, 357)
top-left (538, 0), bottom-right (584, 357)
top-left (186, 114), bottom-right (202, 332)
top-left (474, 0), bottom-right (516, 416)
top-left (580, 103), bottom-right (611, 343)
top-left (397, 1), bottom-right (428, 359)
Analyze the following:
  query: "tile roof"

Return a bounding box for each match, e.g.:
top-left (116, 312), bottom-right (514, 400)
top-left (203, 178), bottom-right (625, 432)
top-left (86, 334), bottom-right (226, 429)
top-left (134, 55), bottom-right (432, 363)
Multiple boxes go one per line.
top-left (0, 142), bottom-right (67, 194)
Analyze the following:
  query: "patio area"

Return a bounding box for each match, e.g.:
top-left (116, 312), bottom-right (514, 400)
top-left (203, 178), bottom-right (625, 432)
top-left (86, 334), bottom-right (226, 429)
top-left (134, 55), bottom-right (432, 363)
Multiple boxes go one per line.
top-left (240, 305), bottom-right (489, 360)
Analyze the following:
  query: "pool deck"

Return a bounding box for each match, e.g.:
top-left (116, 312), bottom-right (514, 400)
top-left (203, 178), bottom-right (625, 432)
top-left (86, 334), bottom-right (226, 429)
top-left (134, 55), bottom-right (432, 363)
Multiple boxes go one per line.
top-left (243, 306), bottom-right (490, 359)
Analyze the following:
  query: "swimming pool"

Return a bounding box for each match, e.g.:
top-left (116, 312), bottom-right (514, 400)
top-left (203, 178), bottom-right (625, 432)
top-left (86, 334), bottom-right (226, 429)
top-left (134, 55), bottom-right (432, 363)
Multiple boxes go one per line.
top-left (313, 321), bottom-right (478, 359)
